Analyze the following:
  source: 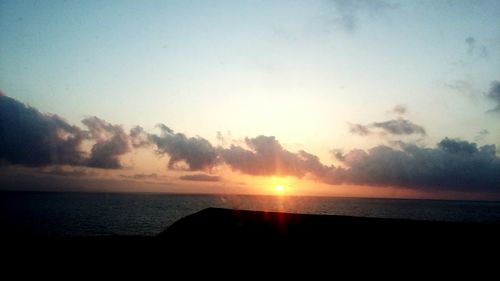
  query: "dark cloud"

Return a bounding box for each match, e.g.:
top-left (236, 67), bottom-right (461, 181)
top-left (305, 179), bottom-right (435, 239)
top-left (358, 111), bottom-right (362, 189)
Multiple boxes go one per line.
top-left (465, 36), bottom-right (488, 58)
top-left (486, 80), bottom-right (500, 113)
top-left (179, 174), bottom-right (221, 182)
top-left (438, 137), bottom-right (478, 154)
top-left (149, 124), bottom-right (218, 171)
top-left (0, 95), bottom-right (87, 166)
top-left (0, 96), bottom-right (132, 169)
top-left (372, 118), bottom-right (426, 136)
top-left (349, 123), bottom-right (372, 136)
top-left (325, 138), bottom-right (500, 192)
top-left (220, 136), bottom-right (302, 176)
top-left (216, 135), bottom-right (500, 193)
top-left (328, 0), bottom-right (396, 31)
top-left (82, 117), bottom-right (130, 169)
top-left (331, 149), bottom-right (345, 161)
top-left (349, 118), bottom-right (425, 136)
top-left (130, 126), bottom-right (151, 148)
top-left (219, 136), bottom-right (331, 179)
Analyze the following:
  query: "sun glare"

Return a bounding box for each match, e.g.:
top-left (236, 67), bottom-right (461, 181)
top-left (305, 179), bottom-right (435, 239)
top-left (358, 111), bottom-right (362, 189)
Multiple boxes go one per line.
top-left (275, 185), bottom-right (285, 192)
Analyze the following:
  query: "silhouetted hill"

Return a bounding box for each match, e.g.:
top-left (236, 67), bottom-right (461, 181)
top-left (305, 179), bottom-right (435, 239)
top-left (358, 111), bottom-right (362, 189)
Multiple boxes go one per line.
top-left (159, 207), bottom-right (500, 251)
top-left (3, 207), bottom-right (500, 269)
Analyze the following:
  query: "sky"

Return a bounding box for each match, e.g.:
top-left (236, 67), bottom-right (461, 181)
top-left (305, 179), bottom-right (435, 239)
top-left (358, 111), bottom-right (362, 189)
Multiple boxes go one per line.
top-left (1, 0), bottom-right (500, 200)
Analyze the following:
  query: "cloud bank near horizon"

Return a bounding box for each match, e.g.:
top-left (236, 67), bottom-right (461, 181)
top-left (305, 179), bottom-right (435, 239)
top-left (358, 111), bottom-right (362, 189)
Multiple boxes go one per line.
top-left (1, 95), bottom-right (499, 193)
top-left (0, 95), bottom-right (130, 169)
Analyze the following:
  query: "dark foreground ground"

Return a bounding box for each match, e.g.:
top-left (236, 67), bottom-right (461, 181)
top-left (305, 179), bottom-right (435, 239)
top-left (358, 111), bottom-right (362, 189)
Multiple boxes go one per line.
top-left (3, 208), bottom-right (500, 270)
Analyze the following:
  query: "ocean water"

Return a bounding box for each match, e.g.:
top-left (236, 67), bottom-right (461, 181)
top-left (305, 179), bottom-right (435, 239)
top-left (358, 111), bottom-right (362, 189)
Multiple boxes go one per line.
top-left (1, 191), bottom-right (500, 237)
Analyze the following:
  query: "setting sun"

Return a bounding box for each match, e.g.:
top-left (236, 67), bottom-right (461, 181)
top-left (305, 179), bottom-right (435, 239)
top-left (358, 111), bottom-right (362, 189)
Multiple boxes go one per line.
top-left (275, 185), bottom-right (285, 192)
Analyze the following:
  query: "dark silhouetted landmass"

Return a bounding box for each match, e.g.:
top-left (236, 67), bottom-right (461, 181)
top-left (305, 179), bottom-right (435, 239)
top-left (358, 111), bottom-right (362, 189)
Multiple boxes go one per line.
top-left (3, 207), bottom-right (500, 269)
top-left (159, 207), bottom-right (500, 250)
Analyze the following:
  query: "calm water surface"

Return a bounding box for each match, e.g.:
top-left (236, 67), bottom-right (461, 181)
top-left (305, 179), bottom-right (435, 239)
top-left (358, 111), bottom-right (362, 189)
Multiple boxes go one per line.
top-left (1, 191), bottom-right (499, 236)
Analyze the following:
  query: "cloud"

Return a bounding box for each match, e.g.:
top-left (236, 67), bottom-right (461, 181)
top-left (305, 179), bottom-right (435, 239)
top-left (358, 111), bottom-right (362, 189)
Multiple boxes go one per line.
top-left (486, 80), bottom-right (500, 113)
top-left (38, 166), bottom-right (95, 177)
top-left (82, 117), bottom-right (130, 169)
top-left (179, 174), bottom-right (221, 182)
top-left (331, 149), bottom-right (345, 161)
top-left (465, 36), bottom-right (488, 59)
top-left (2, 96), bottom-right (499, 194)
top-left (445, 80), bottom-right (479, 102)
top-left (219, 136), bottom-right (331, 179)
top-left (0, 95), bottom-right (87, 166)
top-left (474, 129), bottom-right (489, 142)
top-left (220, 136), bottom-right (302, 176)
top-left (349, 123), bottom-right (372, 136)
top-left (131, 125), bottom-right (222, 172)
top-left (328, 0), bottom-right (397, 31)
top-left (120, 173), bottom-right (161, 180)
top-left (349, 118), bottom-right (425, 136)
top-left (136, 125), bottom-right (499, 193)
top-left (130, 126), bottom-right (151, 148)
top-left (438, 137), bottom-right (479, 154)
top-left (325, 138), bottom-right (500, 192)
top-left (466, 36), bottom-right (475, 54)
top-left (215, 133), bottom-right (500, 193)
top-left (391, 104), bottom-right (407, 115)
top-left (149, 124), bottom-right (219, 171)
top-left (0, 96), bottom-right (131, 169)
top-left (372, 118), bottom-right (426, 136)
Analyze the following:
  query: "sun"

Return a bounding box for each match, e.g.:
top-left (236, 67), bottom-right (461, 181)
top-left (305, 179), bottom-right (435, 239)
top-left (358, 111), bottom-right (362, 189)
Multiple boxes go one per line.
top-left (275, 185), bottom-right (285, 192)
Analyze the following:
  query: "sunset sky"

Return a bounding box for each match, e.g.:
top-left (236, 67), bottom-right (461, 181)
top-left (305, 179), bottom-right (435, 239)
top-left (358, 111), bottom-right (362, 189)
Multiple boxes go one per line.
top-left (1, 0), bottom-right (499, 200)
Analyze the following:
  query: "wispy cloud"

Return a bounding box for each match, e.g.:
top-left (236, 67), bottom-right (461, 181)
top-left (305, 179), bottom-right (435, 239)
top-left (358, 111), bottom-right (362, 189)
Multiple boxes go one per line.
top-left (445, 79), bottom-right (479, 102)
top-left (372, 118), bottom-right (426, 136)
top-left (349, 118), bottom-right (426, 136)
top-left (465, 36), bottom-right (488, 59)
top-left (120, 173), bottom-right (162, 180)
top-left (474, 129), bottom-right (489, 142)
top-left (179, 174), bottom-right (221, 182)
top-left (38, 166), bottom-right (96, 177)
top-left (349, 123), bottom-right (372, 136)
top-left (390, 104), bottom-right (407, 115)
top-left (327, 0), bottom-right (397, 31)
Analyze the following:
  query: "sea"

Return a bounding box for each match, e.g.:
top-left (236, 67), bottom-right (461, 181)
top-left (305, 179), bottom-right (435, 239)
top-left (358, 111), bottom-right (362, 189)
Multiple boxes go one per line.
top-left (1, 191), bottom-right (500, 237)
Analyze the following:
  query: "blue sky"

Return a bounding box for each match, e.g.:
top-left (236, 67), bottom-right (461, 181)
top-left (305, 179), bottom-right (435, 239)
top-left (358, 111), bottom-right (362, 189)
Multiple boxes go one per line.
top-left (1, 0), bottom-right (499, 198)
